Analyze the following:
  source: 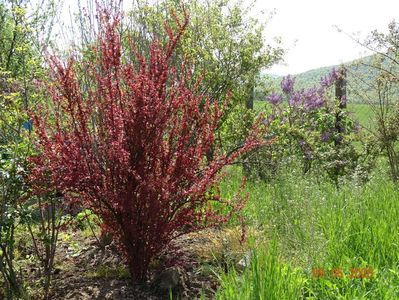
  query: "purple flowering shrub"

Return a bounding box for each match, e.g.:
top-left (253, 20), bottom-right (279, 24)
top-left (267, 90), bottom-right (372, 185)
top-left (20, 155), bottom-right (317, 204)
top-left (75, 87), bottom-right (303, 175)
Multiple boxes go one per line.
top-left (250, 68), bottom-right (377, 183)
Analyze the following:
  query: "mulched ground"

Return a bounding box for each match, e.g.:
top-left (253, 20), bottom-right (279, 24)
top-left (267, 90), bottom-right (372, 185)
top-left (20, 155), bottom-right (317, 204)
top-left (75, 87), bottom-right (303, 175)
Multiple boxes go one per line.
top-left (46, 228), bottom-right (245, 299)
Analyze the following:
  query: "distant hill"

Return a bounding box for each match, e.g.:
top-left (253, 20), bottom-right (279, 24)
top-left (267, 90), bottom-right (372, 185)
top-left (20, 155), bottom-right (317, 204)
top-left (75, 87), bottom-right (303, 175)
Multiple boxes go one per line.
top-left (261, 55), bottom-right (379, 103)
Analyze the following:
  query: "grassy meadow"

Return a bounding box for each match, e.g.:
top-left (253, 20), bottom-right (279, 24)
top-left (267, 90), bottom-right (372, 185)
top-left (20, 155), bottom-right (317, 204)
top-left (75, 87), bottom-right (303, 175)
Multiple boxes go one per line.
top-left (348, 103), bottom-right (375, 129)
top-left (213, 161), bottom-right (399, 299)
top-left (209, 101), bottom-right (399, 299)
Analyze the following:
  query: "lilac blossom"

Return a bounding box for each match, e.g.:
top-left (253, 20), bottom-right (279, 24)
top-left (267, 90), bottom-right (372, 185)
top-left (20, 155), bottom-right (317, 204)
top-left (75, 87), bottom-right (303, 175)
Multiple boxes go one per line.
top-left (303, 87), bottom-right (325, 110)
top-left (320, 68), bottom-right (339, 88)
top-left (266, 92), bottom-right (283, 105)
top-left (281, 75), bottom-right (295, 94)
top-left (288, 91), bottom-right (303, 107)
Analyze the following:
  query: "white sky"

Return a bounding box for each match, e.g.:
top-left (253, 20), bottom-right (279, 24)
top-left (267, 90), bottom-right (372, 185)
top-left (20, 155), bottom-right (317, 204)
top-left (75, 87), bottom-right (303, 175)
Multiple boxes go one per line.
top-left (54, 0), bottom-right (399, 75)
top-left (256, 0), bottom-right (399, 75)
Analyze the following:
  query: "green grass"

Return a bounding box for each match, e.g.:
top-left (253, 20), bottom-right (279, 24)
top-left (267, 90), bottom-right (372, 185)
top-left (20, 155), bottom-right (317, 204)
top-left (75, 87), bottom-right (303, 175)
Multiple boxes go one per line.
top-left (216, 165), bottom-right (399, 299)
top-left (347, 103), bottom-right (375, 129)
top-left (216, 240), bottom-right (305, 300)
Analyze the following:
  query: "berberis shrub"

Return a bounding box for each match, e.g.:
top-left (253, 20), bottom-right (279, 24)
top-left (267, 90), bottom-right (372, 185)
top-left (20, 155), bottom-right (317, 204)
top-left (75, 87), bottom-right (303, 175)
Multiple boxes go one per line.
top-left (28, 8), bottom-right (262, 281)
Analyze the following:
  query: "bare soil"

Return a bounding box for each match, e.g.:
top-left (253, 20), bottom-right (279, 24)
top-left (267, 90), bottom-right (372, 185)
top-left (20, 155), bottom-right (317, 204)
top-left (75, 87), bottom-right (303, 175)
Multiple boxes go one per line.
top-left (46, 227), bottom-right (245, 299)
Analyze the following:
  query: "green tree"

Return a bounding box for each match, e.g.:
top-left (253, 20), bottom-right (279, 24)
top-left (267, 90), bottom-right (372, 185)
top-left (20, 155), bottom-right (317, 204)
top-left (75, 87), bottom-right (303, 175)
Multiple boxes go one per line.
top-left (131, 0), bottom-right (282, 145)
top-left (350, 21), bottom-right (399, 182)
top-left (0, 1), bottom-right (59, 298)
top-left (72, 0), bottom-right (283, 153)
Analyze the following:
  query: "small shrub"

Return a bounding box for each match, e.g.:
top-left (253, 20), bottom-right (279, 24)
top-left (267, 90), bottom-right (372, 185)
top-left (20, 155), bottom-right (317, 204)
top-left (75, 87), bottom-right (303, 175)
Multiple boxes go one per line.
top-left (29, 8), bottom-right (263, 282)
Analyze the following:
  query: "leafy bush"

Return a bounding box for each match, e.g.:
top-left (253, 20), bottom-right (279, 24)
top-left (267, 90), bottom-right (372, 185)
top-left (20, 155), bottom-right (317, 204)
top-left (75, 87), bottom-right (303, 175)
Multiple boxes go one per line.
top-left (249, 70), bottom-right (377, 183)
top-left (351, 21), bottom-right (399, 182)
top-left (0, 0), bottom-right (53, 297)
top-left (29, 8), bottom-right (263, 282)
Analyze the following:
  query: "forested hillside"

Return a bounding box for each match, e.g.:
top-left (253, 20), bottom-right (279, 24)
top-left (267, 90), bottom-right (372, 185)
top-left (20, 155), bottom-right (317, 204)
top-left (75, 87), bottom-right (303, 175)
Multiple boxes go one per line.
top-left (261, 55), bottom-right (382, 103)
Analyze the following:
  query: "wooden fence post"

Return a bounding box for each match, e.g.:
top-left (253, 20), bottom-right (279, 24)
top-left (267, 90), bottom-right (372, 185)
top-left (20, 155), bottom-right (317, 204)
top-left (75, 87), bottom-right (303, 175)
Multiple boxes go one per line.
top-left (333, 67), bottom-right (347, 184)
top-left (334, 67), bottom-right (347, 146)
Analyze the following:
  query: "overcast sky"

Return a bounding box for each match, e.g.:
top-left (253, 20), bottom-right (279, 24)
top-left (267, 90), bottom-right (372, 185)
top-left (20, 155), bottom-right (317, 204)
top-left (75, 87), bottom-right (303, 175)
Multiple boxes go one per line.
top-left (56, 0), bottom-right (399, 75)
top-left (255, 0), bottom-right (399, 75)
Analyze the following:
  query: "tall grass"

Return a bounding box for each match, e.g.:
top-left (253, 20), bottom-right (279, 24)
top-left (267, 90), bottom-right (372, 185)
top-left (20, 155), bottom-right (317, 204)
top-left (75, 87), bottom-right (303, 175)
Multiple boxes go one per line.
top-left (216, 240), bottom-right (304, 300)
top-left (216, 165), bottom-right (399, 299)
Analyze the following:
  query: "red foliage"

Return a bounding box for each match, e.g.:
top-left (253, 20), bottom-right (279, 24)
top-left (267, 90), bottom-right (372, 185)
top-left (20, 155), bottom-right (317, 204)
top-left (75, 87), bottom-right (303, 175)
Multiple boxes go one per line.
top-left (29, 9), bottom-right (263, 281)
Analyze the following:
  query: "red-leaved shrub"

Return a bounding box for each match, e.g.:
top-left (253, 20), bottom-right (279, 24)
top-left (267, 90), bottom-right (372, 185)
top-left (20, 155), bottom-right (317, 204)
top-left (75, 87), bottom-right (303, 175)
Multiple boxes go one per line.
top-left (29, 8), bottom-right (263, 281)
